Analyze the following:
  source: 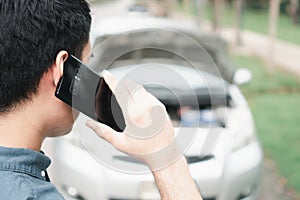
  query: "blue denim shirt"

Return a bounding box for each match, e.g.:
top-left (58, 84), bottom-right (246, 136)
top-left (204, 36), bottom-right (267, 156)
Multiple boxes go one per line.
top-left (0, 146), bottom-right (64, 200)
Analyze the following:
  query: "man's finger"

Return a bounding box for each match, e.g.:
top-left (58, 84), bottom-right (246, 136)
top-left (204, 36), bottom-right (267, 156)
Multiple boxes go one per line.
top-left (123, 79), bottom-right (148, 100)
top-left (102, 70), bottom-right (132, 113)
top-left (86, 120), bottom-right (121, 147)
top-left (101, 70), bottom-right (119, 93)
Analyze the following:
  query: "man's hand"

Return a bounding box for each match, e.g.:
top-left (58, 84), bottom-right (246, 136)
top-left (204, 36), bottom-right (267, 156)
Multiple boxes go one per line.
top-left (86, 70), bottom-right (202, 200)
top-left (86, 70), bottom-right (178, 169)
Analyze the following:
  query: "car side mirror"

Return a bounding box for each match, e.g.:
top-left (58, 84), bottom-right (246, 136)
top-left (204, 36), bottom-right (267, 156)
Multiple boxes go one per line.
top-left (233, 68), bottom-right (252, 85)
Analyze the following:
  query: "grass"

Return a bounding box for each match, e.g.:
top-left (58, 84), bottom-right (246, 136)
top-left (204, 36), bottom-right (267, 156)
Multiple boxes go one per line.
top-left (202, 4), bottom-right (300, 45)
top-left (232, 55), bottom-right (300, 193)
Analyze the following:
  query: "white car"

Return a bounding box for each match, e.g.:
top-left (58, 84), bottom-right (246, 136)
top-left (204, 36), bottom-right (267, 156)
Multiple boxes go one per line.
top-left (45, 16), bottom-right (263, 200)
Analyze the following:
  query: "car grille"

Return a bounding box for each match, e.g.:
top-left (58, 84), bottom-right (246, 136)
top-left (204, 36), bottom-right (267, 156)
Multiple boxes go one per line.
top-left (186, 155), bottom-right (214, 164)
top-left (110, 198), bottom-right (216, 200)
top-left (113, 155), bottom-right (214, 165)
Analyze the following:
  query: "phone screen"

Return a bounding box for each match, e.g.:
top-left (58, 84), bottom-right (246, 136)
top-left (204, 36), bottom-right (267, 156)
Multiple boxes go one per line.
top-left (55, 55), bottom-right (125, 132)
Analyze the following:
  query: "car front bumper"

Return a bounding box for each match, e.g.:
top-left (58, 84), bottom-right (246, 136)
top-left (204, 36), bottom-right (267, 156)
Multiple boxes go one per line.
top-left (44, 130), bottom-right (263, 200)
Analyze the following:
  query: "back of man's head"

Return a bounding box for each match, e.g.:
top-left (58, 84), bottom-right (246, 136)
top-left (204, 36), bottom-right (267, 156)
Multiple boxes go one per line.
top-left (0, 0), bottom-right (91, 113)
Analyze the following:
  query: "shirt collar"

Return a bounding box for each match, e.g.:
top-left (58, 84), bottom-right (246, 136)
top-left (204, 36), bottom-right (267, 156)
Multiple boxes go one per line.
top-left (0, 146), bottom-right (51, 181)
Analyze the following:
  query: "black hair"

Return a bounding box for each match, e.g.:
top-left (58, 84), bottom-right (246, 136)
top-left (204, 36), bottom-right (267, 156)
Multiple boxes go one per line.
top-left (0, 0), bottom-right (91, 113)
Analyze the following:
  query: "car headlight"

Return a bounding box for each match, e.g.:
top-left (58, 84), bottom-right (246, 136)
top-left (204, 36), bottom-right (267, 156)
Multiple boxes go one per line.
top-left (226, 106), bottom-right (257, 152)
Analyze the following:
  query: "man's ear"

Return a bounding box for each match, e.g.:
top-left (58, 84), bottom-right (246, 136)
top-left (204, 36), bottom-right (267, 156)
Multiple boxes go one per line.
top-left (53, 51), bottom-right (68, 86)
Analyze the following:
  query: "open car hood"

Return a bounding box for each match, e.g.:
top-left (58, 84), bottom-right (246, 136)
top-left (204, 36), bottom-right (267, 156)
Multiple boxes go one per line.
top-left (89, 16), bottom-right (235, 83)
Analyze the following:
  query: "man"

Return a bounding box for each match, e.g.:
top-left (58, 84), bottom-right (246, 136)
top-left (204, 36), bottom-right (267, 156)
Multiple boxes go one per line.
top-left (0, 0), bottom-right (202, 199)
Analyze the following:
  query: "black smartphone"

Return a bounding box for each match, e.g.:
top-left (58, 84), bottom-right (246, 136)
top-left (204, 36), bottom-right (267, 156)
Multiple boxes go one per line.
top-left (55, 55), bottom-right (125, 132)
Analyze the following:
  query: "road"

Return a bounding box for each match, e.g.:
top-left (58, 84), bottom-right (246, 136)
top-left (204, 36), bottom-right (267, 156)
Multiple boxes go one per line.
top-left (220, 29), bottom-right (300, 77)
top-left (258, 157), bottom-right (299, 200)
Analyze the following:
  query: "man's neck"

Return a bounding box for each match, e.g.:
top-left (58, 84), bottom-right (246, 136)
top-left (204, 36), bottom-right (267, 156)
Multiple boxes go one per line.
top-left (0, 107), bottom-right (45, 151)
